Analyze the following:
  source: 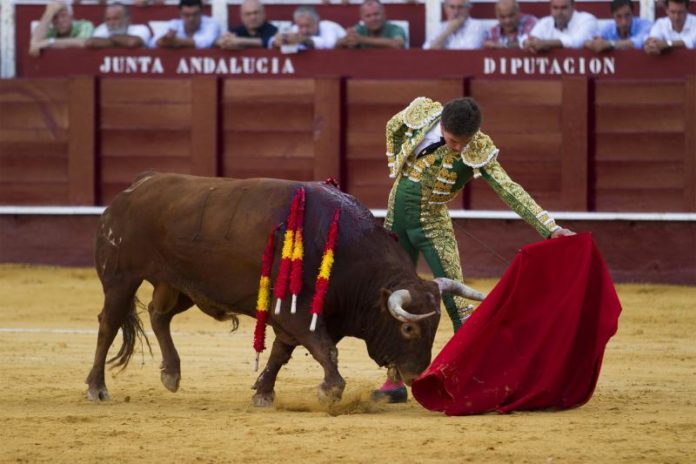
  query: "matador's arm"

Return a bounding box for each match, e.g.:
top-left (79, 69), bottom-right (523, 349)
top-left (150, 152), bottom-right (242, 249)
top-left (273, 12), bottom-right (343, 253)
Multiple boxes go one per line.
top-left (479, 160), bottom-right (559, 238)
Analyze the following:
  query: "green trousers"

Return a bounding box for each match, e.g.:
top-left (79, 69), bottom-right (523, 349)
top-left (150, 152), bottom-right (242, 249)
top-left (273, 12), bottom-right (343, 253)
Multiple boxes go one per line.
top-left (387, 178), bottom-right (467, 332)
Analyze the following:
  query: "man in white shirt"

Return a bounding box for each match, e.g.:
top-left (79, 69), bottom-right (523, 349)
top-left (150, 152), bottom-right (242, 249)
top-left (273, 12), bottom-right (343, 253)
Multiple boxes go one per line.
top-left (153, 0), bottom-right (220, 49)
top-left (644, 0), bottom-right (696, 54)
top-left (86, 2), bottom-right (151, 49)
top-left (524, 0), bottom-right (597, 52)
top-left (270, 6), bottom-right (346, 50)
top-left (423, 0), bottom-right (486, 50)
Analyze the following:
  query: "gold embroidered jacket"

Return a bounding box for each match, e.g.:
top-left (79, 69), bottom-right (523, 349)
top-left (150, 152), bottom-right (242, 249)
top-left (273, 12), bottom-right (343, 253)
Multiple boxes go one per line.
top-left (385, 97), bottom-right (559, 238)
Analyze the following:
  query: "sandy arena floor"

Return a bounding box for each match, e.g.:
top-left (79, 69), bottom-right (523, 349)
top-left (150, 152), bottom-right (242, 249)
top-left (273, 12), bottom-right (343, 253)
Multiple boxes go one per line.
top-left (0, 264), bottom-right (694, 463)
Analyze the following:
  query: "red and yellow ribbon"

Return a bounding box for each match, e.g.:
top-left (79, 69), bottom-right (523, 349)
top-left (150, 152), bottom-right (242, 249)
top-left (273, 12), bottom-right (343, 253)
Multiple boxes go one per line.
top-left (289, 187), bottom-right (305, 314)
top-left (253, 229), bottom-right (276, 371)
top-left (274, 188), bottom-right (303, 314)
top-left (310, 208), bottom-right (340, 332)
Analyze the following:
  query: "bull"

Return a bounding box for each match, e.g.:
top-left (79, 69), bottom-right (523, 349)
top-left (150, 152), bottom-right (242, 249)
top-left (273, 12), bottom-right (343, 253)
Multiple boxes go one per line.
top-left (86, 172), bottom-right (483, 405)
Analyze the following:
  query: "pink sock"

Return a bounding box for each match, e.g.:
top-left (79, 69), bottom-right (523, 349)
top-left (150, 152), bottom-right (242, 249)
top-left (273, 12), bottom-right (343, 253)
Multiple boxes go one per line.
top-left (379, 378), bottom-right (404, 391)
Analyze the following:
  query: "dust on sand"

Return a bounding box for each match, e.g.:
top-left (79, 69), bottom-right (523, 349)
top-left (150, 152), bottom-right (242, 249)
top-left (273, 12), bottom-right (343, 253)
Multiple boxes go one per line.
top-left (1, 264), bottom-right (694, 463)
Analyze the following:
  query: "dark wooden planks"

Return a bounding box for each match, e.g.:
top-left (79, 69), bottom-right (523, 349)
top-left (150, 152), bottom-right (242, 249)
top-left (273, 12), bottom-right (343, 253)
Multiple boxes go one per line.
top-left (0, 80), bottom-right (71, 204)
top-left (593, 80), bottom-right (689, 211)
top-left (470, 80), bottom-right (565, 212)
top-left (560, 77), bottom-right (589, 211)
top-left (1, 75), bottom-right (694, 214)
top-left (221, 79), bottom-right (316, 180)
top-left (685, 76), bottom-right (696, 212)
top-left (98, 79), bottom-right (196, 203)
top-left (68, 77), bottom-right (96, 205)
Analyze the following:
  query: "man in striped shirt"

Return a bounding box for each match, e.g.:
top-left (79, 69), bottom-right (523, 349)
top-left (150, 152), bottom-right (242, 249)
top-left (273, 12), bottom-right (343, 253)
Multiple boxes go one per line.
top-left (484, 0), bottom-right (537, 49)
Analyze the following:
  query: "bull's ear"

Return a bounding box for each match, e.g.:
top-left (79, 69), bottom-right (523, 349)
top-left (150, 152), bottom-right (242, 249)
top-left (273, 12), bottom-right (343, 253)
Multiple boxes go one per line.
top-left (379, 288), bottom-right (391, 313)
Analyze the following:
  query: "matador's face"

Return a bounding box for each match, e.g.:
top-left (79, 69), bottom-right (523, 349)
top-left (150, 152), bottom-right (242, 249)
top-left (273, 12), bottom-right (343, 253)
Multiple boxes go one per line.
top-left (441, 125), bottom-right (472, 153)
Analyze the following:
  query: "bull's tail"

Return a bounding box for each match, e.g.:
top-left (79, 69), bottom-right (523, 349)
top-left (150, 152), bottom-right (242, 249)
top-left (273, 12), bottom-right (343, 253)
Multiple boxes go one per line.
top-left (107, 296), bottom-right (152, 371)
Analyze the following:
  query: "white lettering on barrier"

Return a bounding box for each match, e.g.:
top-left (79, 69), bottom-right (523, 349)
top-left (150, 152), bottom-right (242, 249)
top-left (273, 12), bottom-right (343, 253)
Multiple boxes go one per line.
top-left (99, 55), bottom-right (611, 77)
top-left (99, 56), bottom-right (164, 74)
top-left (484, 57), bottom-right (496, 74)
top-left (511, 57), bottom-right (523, 74)
top-left (482, 56), bottom-right (616, 76)
top-left (603, 57), bottom-right (615, 74)
top-left (99, 55), bottom-right (295, 76)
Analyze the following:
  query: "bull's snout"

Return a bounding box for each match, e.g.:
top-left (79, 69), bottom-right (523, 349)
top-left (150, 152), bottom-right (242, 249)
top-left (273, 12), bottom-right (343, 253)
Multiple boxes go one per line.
top-left (397, 367), bottom-right (424, 386)
top-left (402, 374), bottom-right (417, 386)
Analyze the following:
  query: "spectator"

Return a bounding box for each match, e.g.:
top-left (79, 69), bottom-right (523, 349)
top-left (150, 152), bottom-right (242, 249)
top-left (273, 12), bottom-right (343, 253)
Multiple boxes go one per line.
top-left (29, 1), bottom-right (94, 57)
top-left (335, 0), bottom-right (407, 49)
top-left (153, 0), bottom-right (220, 49)
top-left (585, 0), bottom-right (652, 52)
top-left (86, 3), bottom-right (151, 49)
top-left (523, 0), bottom-right (597, 52)
top-left (133, 0), bottom-right (166, 5)
top-left (270, 6), bottom-right (346, 50)
top-left (644, 0), bottom-right (695, 54)
top-left (423, 0), bottom-right (486, 49)
top-left (483, 0), bottom-right (537, 49)
top-left (216, 0), bottom-right (278, 50)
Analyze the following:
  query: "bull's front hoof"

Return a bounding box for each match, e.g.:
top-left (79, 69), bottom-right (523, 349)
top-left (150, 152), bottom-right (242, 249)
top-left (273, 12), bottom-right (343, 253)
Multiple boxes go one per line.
top-left (86, 386), bottom-right (110, 401)
top-left (318, 384), bottom-right (344, 405)
top-left (160, 370), bottom-right (180, 392)
top-left (252, 391), bottom-right (275, 407)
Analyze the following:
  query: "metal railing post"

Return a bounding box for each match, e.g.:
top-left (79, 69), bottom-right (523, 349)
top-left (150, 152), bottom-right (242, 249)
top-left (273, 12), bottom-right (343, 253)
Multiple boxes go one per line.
top-left (0, 0), bottom-right (16, 78)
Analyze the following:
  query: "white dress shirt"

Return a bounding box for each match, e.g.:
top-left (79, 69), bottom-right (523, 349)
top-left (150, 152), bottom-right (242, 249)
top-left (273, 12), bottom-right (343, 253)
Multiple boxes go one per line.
top-left (423, 18), bottom-right (487, 50)
top-left (648, 14), bottom-right (696, 48)
top-left (151, 15), bottom-right (220, 49)
top-left (529, 10), bottom-right (598, 48)
top-left (414, 123), bottom-right (443, 156)
top-left (92, 23), bottom-right (152, 44)
top-left (286, 20), bottom-right (346, 50)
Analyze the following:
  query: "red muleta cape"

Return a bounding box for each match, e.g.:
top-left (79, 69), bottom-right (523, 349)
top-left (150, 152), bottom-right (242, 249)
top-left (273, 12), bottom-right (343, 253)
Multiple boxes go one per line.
top-left (411, 233), bottom-right (622, 416)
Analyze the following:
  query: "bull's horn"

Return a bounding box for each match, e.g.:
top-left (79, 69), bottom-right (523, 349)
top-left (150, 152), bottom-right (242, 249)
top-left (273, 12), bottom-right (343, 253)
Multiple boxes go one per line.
top-left (387, 289), bottom-right (437, 323)
top-left (434, 277), bottom-right (486, 301)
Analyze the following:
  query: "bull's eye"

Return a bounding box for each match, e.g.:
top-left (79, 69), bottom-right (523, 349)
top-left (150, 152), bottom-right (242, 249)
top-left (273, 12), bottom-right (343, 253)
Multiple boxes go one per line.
top-left (400, 322), bottom-right (421, 340)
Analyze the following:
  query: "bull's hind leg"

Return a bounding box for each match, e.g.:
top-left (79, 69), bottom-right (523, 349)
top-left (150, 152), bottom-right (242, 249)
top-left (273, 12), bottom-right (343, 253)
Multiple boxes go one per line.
top-left (252, 336), bottom-right (296, 407)
top-left (148, 283), bottom-right (193, 393)
top-left (86, 277), bottom-right (142, 401)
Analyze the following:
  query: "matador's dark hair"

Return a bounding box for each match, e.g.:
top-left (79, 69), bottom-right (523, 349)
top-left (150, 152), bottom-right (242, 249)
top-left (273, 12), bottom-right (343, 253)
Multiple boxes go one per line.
top-left (441, 97), bottom-right (482, 137)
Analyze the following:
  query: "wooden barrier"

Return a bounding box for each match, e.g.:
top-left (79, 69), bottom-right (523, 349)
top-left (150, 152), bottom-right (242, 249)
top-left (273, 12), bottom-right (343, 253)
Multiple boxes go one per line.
top-left (594, 78), bottom-right (696, 212)
top-left (3, 7), bottom-right (696, 281)
top-left (2, 72), bottom-right (695, 212)
top-left (1, 212), bottom-right (694, 284)
top-left (0, 79), bottom-right (72, 204)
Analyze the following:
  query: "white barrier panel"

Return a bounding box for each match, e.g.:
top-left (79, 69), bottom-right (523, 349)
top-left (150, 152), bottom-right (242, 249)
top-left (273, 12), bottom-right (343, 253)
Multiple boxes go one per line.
top-left (2, 206), bottom-right (695, 222)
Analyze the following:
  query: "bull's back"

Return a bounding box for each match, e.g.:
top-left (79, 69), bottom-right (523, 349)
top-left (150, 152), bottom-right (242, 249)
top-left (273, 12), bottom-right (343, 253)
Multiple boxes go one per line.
top-left (96, 171), bottom-right (408, 319)
top-left (96, 174), bottom-right (358, 300)
top-left (96, 174), bottom-right (301, 287)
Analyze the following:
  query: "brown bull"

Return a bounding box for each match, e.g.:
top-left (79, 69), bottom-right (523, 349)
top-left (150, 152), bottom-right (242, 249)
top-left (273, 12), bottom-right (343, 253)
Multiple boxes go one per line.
top-left (86, 172), bottom-right (483, 405)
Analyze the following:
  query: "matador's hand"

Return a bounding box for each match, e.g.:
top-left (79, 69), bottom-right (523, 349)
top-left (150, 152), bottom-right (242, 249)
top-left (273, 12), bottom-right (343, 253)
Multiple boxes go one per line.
top-left (550, 227), bottom-right (575, 239)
